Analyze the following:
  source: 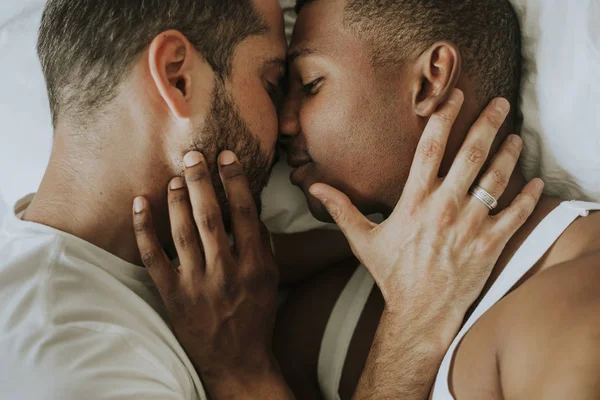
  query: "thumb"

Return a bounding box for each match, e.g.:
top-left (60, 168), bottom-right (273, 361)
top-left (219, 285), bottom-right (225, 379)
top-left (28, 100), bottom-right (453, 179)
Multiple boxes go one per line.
top-left (309, 183), bottom-right (373, 252)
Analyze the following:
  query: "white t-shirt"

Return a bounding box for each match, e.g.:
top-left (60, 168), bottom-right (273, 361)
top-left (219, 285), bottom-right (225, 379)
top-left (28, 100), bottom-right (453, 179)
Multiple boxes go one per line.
top-left (0, 195), bottom-right (207, 400)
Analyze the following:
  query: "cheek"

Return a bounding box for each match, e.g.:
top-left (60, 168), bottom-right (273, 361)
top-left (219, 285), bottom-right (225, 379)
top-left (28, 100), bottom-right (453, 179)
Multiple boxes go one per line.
top-left (232, 80), bottom-right (279, 156)
top-left (299, 91), bottom-right (373, 179)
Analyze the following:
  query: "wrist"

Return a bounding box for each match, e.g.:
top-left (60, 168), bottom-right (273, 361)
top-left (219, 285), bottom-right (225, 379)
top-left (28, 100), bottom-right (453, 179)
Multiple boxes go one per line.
top-left (382, 302), bottom-right (463, 351)
top-left (203, 358), bottom-right (293, 400)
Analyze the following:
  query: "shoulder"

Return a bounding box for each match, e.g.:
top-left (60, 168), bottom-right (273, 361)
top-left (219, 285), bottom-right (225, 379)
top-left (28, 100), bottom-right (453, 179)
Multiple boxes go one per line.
top-left (496, 251), bottom-right (600, 399)
top-left (0, 325), bottom-right (187, 400)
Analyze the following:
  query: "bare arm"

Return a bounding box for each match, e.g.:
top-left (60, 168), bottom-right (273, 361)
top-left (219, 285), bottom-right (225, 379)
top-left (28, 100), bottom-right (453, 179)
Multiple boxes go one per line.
top-left (353, 310), bottom-right (456, 400)
top-left (497, 254), bottom-right (600, 400)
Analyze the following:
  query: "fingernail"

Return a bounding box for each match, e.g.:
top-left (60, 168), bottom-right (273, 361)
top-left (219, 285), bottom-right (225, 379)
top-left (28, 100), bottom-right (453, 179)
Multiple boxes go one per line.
top-left (536, 179), bottom-right (546, 193)
top-left (449, 88), bottom-right (464, 105)
top-left (510, 134), bottom-right (523, 148)
top-left (495, 98), bottom-right (510, 114)
top-left (219, 151), bottom-right (237, 166)
top-left (184, 151), bottom-right (202, 168)
top-left (309, 185), bottom-right (324, 200)
top-left (134, 197), bottom-right (145, 214)
top-left (170, 177), bottom-right (186, 190)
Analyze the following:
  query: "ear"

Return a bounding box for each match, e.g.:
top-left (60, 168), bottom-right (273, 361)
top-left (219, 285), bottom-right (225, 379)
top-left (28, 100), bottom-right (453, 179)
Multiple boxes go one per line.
top-left (412, 41), bottom-right (461, 117)
top-left (148, 30), bottom-right (195, 119)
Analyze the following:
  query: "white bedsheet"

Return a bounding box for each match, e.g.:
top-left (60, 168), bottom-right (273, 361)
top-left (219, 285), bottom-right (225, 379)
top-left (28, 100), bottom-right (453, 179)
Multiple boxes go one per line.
top-left (0, 190), bottom-right (7, 222)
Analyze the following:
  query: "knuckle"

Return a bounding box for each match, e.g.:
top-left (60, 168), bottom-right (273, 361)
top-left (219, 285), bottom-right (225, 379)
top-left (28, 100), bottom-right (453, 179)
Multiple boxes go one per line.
top-left (141, 251), bottom-right (159, 268)
top-left (163, 290), bottom-right (186, 308)
top-left (464, 145), bottom-right (487, 165)
top-left (233, 202), bottom-right (256, 219)
top-left (194, 208), bottom-right (222, 232)
top-left (504, 138), bottom-right (523, 160)
top-left (435, 198), bottom-right (458, 228)
top-left (215, 277), bottom-right (240, 300)
top-left (242, 262), bottom-right (277, 291)
top-left (169, 193), bottom-right (189, 206)
top-left (206, 248), bottom-right (232, 268)
top-left (174, 226), bottom-right (197, 249)
top-left (489, 169), bottom-right (509, 189)
top-left (329, 204), bottom-right (347, 225)
top-left (504, 145), bottom-right (522, 162)
top-left (134, 220), bottom-right (150, 234)
top-left (514, 205), bottom-right (531, 225)
top-left (434, 110), bottom-right (455, 123)
top-left (483, 110), bottom-right (504, 129)
top-left (438, 210), bottom-right (456, 228)
top-left (186, 167), bottom-right (211, 184)
top-left (221, 164), bottom-right (246, 181)
top-left (419, 138), bottom-right (442, 161)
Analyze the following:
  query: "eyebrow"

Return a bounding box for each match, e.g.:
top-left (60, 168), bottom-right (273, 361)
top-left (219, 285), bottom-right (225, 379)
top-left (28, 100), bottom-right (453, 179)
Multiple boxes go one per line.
top-left (265, 57), bottom-right (286, 69)
top-left (287, 48), bottom-right (318, 63)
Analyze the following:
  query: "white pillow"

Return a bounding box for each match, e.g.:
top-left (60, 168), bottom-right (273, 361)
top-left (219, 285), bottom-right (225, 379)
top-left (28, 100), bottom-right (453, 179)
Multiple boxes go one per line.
top-left (0, 0), bottom-right (597, 232)
top-left (0, 0), bottom-right (52, 207)
top-left (0, 189), bottom-right (7, 223)
top-left (515, 0), bottom-right (600, 201)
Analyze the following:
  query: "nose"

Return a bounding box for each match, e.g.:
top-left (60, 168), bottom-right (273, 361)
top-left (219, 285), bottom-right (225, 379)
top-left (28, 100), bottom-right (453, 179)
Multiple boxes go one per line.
top-left (278, 95), bottom-right (300, 143)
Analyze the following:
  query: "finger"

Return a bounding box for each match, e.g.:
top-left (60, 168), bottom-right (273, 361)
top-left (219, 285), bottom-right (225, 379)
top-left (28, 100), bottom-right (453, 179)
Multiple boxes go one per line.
top-left (404, 88), bottom-right (464, 198)
top-left (183, 151), bottom-right (231, 271)
top-left (443, 97), bottom-right (511, 197)
top-left (467, 134), bottom-right (523, 217)
top-left (218, 151), bottom-right (262, 259)
top-left (259, 222), bottom-right (280, 285)
top-left (491, 178), bottom-right (545, 244)
top-left (259, 222), bottom-right (273, 254)
top-left (309, 183), bottom-right (374, 255)
top-left (168, 178), bottom-right (205, 277)
top-left (132, 196), bottom-right (179, 298)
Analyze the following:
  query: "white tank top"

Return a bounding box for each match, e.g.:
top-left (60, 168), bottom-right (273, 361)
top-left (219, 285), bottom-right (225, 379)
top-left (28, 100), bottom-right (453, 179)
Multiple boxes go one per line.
top-left (318, 201), bottom-right (600, 400)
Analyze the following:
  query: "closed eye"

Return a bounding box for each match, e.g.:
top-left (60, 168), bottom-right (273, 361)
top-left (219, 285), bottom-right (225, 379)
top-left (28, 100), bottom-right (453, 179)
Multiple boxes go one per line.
top-left (302, 77), bottom-right (323, 96)
top-left (267, 79), bottom-right (285, 109)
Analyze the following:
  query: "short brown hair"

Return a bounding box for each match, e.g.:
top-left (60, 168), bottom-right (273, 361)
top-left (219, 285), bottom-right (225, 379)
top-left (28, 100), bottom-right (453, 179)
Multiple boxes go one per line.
top-left (38, 0), bottom-right (268, 126)
top-left (296, 0), bottom-right (522, 113)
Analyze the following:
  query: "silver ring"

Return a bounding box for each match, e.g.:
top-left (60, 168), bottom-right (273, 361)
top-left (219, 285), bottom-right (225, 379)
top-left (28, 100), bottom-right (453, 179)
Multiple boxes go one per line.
top-left (469, 185), bottom-right (498, 211)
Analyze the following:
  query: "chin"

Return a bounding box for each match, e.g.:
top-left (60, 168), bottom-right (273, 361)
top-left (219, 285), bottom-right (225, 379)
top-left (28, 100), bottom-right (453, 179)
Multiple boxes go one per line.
top-left (305, 193), bottom-right (336, 223)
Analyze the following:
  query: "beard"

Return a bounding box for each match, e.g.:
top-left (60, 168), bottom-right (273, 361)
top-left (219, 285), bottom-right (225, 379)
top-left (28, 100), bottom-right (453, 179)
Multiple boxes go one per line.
top-left (191, 77), bottom-right (272, 232)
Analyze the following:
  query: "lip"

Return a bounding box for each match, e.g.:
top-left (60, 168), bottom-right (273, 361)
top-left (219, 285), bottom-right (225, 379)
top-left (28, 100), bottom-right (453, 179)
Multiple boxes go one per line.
top-left (290, 162), bottom-right (312, 185)
top-left (287, 156), bottom-right (312, 169)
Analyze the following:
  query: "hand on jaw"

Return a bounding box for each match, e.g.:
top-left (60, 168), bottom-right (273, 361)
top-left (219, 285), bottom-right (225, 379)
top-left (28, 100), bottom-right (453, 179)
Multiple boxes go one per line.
top-left (307, 89), bottom-right (544, 399)
top-left (133, 150), bottom-right (291, 399)
top-left (131, 90), bottom-right (543, 399)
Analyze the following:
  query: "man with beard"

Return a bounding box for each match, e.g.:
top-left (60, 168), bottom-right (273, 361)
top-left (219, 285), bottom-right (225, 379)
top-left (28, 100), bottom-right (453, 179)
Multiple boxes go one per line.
top-left (274, 0), bottom-right (600, 399)
top-left (0, 0), bottom-right (286, 399)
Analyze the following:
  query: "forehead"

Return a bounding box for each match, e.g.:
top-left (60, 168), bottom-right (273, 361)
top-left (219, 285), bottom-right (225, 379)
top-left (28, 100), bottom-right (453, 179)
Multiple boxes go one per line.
top-left (289, 0), bottom-right (373, 69)
top-left (254, 0), bottom-right (287, 49)
top-left (233, 0), bottom-right (287, 71)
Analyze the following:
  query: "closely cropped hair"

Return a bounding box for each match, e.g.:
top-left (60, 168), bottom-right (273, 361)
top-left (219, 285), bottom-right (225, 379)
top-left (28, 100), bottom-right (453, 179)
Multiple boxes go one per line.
top-left (296, 0), bottom-right (522, 112)
top-left (38, 0), bottom-right (268, 126)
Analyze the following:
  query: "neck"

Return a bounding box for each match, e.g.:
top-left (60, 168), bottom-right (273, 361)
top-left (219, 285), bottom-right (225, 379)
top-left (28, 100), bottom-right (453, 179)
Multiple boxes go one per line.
top-left (23, 128), bottom-right (172, 266)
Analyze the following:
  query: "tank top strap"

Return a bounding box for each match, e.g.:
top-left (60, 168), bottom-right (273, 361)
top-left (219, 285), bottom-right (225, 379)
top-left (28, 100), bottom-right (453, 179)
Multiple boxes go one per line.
top-left (431, 200), bottom-right (600, 399)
